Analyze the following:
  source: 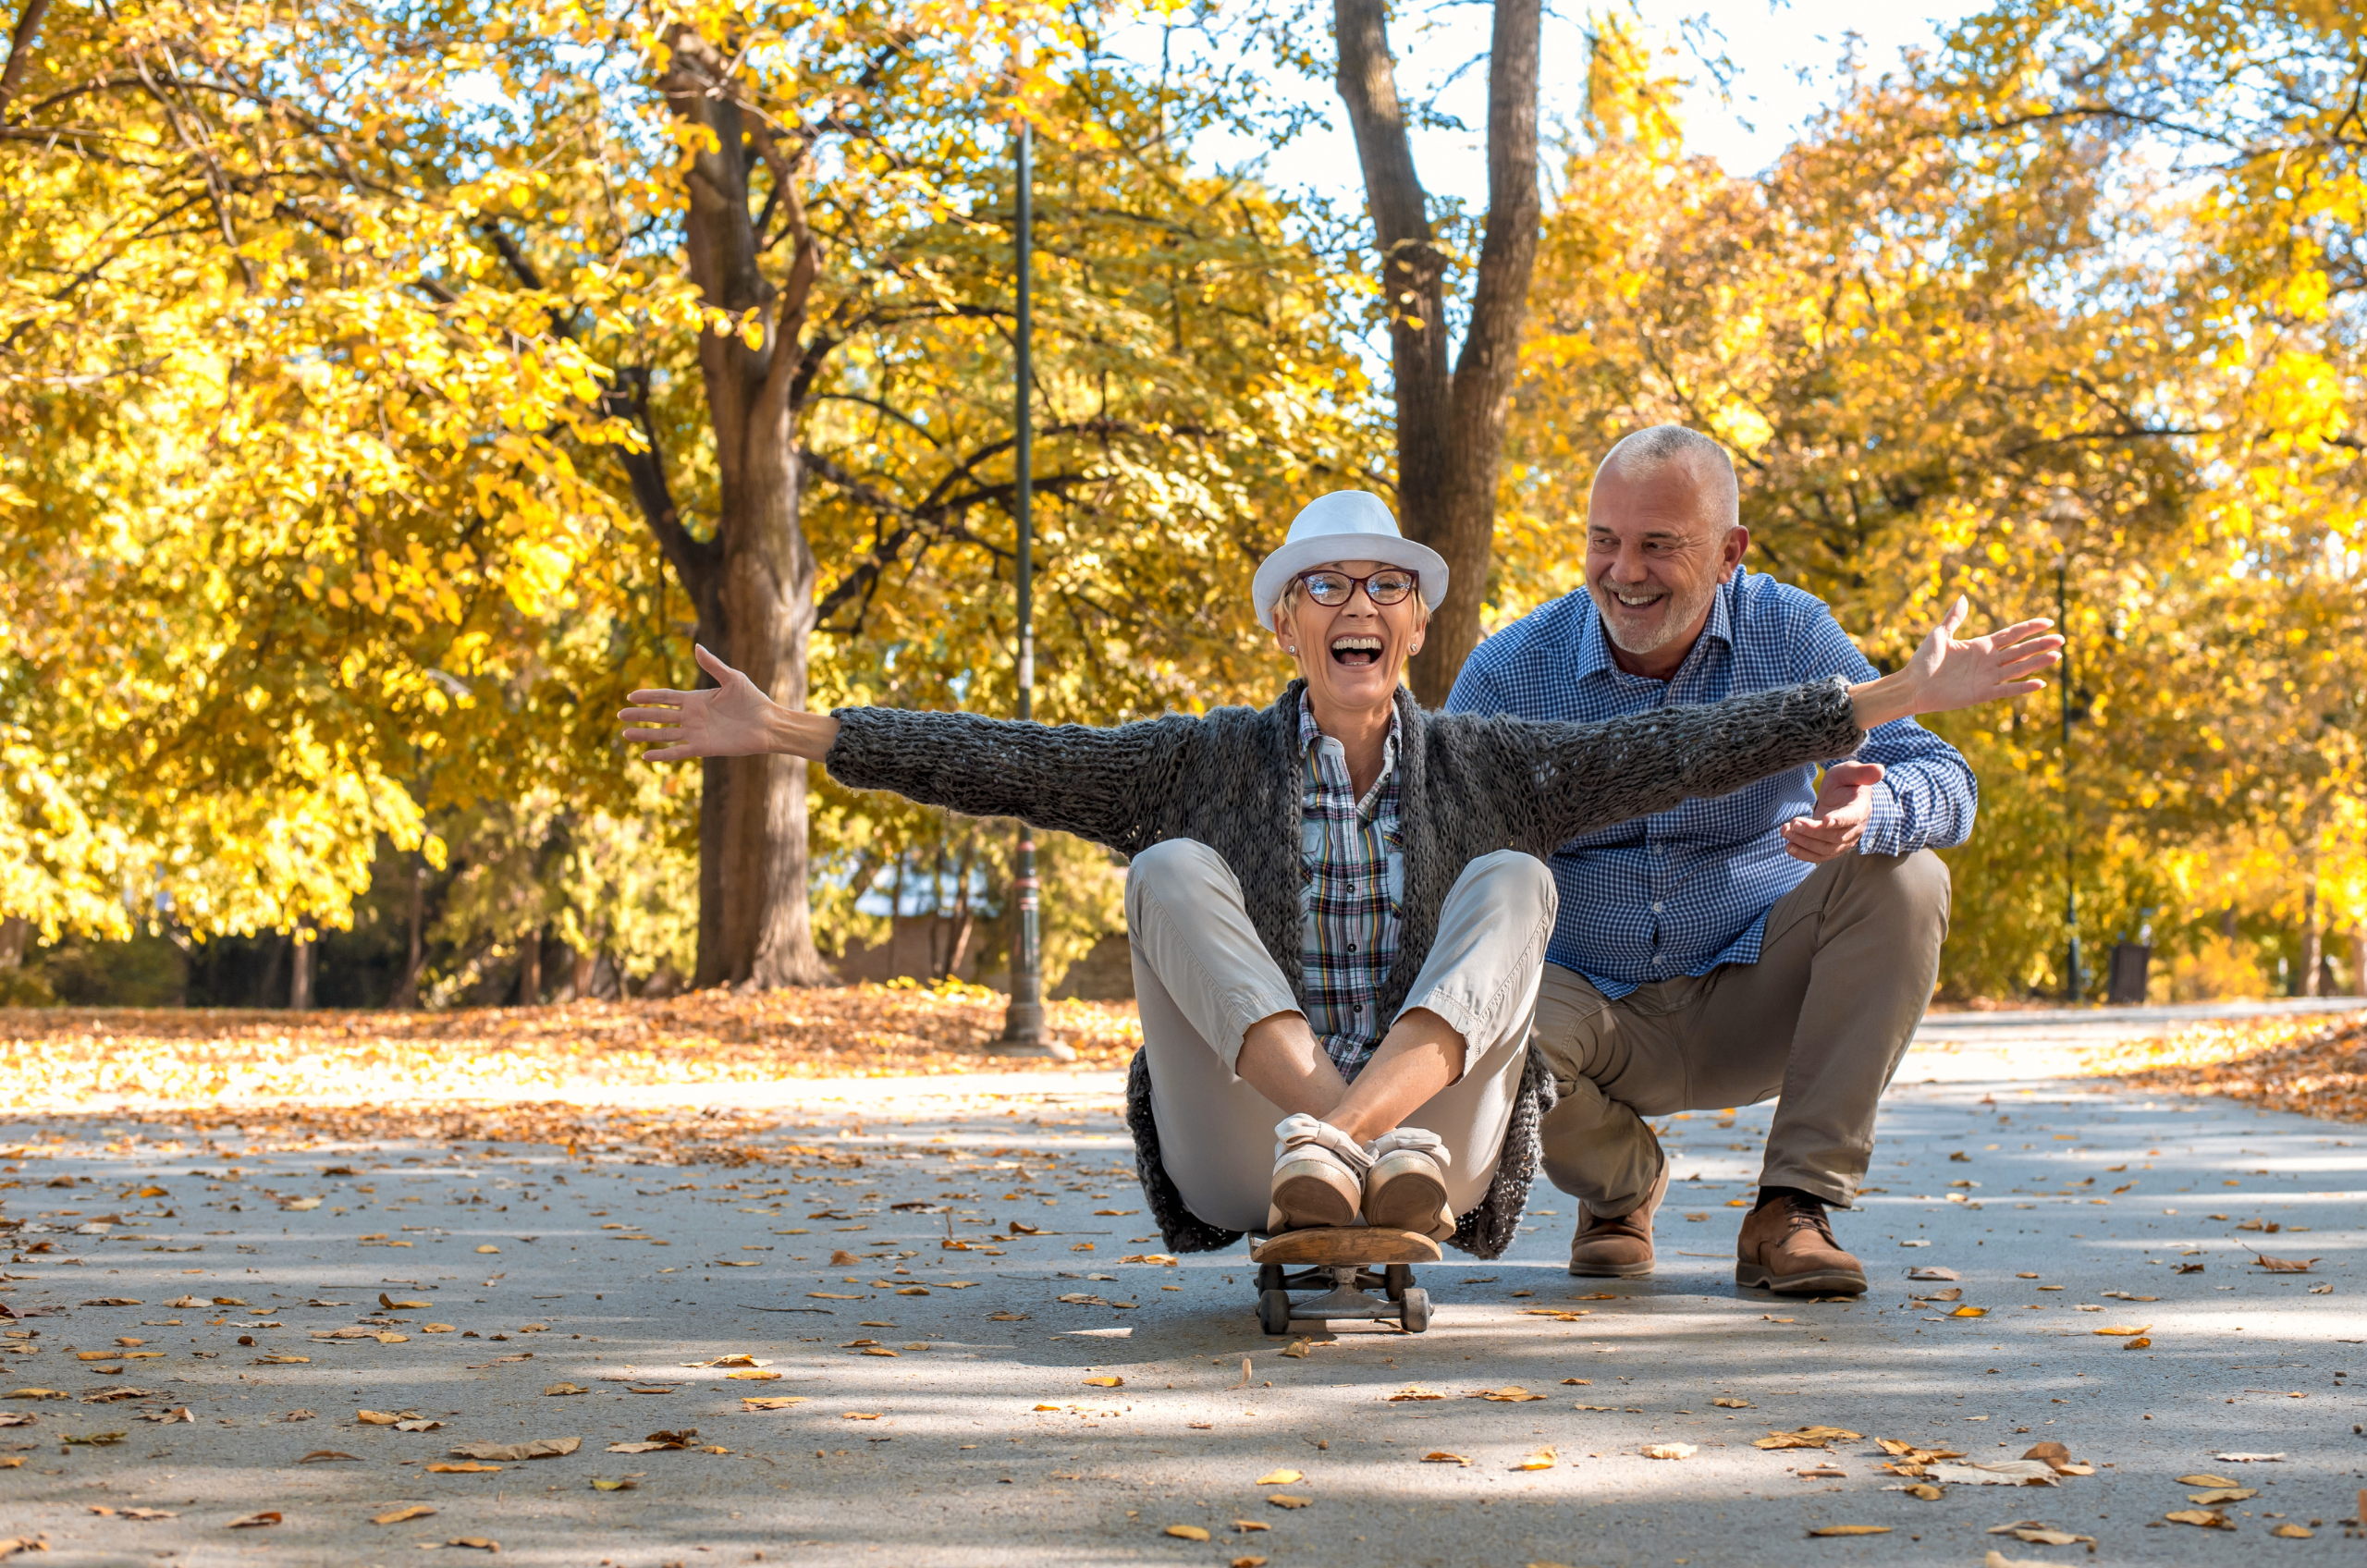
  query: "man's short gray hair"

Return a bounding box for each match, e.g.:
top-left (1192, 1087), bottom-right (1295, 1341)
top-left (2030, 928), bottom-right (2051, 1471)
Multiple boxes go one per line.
top-left (1593, 424), bottom-right (1740, 531)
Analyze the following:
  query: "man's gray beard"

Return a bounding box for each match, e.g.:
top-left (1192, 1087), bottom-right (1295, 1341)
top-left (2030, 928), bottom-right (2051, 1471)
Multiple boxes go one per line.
top-left (1588, 578), bottom-right (1717, 657)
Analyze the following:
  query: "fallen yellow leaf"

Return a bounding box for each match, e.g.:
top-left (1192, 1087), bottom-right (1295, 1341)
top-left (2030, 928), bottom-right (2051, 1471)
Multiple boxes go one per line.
top-left (1640, 1443), bottom-right (1696, 1460)
top-left (1083, 1376), bottom-right (1122, 1388)
top-left (371, 1505), bottom-right (435, 1525)
top-left (1421, 1452), bottom-right (1470, 1465)
top-left (1254, 1469), bottom-right (1301, 1485)
top-left (1165, 1525), bottom-right (1210, 1541)
top-left (1808, 1525), bottom-right (1890, 1537)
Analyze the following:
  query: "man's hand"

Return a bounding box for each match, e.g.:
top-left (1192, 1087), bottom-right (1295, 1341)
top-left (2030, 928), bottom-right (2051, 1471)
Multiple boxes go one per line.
top-left (1780, 761), bottom-right (1885, 864)
top-left (619, 644), bottom-right (839, 761)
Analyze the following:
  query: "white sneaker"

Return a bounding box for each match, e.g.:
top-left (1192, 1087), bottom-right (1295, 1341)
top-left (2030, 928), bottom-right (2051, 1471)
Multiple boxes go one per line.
top-left (1362, 1126), bottom-right (1453, 1239)
top-left (1268, 1114), bottom-right (1372, 1232)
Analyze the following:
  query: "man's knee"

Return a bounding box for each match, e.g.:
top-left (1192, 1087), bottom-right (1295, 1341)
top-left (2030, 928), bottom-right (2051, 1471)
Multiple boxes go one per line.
top-left (1837, 847), bottom-right (1950, 935)
top-left (1124, 838), bottom-right (1232, 927)
top-left (1453, 849), bottom-right (1558, 931)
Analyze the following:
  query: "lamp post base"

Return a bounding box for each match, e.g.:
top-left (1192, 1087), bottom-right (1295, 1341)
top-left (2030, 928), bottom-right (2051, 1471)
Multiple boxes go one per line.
top-left (982, 1038), bottom-right (1077, 1061)
top-left (987, 999), bottom-right (1073, 1060)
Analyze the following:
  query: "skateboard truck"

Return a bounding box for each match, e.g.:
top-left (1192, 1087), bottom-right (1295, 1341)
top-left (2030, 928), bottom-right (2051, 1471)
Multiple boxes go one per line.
top-left (1246, 1226), bottom-right (1441, 1335)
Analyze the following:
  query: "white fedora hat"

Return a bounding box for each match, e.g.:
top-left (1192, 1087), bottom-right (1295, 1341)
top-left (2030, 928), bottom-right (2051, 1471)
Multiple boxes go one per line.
top-left (1251, 491), bottom-right (1449, 627)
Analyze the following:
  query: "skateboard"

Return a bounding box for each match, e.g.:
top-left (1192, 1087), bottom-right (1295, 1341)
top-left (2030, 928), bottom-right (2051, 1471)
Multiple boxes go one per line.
top-left (1246, 1226), bottom-right (1441, 1334)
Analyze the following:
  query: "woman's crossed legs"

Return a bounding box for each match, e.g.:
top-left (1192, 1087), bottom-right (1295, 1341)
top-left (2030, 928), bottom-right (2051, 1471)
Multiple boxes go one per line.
top-left (1124, 838), bottom-right (1554, 1235)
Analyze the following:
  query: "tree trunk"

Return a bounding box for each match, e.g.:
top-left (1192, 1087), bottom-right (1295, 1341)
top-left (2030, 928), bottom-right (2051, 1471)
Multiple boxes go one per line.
top-left (0, 915), bottom-right (27, 969)
top-left (2300, 878), bottom-right (2322, 998)
top-left (568, 946), bottom-right (599, 1002)
top-left (1333, 0), bottom-right (1540, 704)
top-left (289, 924), bottom-right (314, 1011)
top-left (517, 927), bottom-right (543, 1007)
top-left (2350, 927), bottom-right (2364, 998)
top-left (651, 24), bottom-right (830, 989)
top-left (389, 853), bottom-right (425, 1009)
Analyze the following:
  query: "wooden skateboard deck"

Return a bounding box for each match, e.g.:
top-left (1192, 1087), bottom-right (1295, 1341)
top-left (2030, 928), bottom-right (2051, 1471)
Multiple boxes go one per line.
top-left (1249, 1227), bottom-right (1442, 1266)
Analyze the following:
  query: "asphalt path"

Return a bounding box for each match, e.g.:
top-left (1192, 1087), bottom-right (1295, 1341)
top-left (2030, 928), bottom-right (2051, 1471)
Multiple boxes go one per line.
top-left (3, 1004), bottom-right (2364, 1566)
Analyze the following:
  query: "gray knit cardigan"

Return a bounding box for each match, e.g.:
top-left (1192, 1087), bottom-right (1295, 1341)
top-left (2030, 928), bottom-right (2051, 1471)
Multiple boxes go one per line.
top-left (826, 676), bottom-right (1866, 1257)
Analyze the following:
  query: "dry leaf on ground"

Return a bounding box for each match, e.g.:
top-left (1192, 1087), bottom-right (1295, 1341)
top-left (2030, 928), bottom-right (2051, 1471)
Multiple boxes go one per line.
top-left (447, 1438), bottom-right (580, 1462)
top-left (1165, 1525), bottom-right (1210, 1541)
top-left (2269, 1524), bottom-right (2314, 1538)
top-left (2164, 1509), bottom-right (2235, 1529)
top-left (371, 1506), bottom-right (435, 1525)
top-left (426, 1463), bottom-right (500, 1475)
top-left (2091, 1325), bottom-right (2150, 1337)
top-left (1254, 1470), bottom-right (1301, 1485)
top-left (297, 1451), bottom-right (360, 1464)
top-left (1386, 1387), bottom-right (1441, 1402)
top-left (1929, 1461), bottom-right (2059, 1487)
top-left (1806, 1525), bottom-right (1889, 1537)
top-left (1711, 1397), bottom-right (1752, 1408)
top-left (2177, 1473), bottom-right (2240, 1488)
top-left (2187, 1488), bottom-right (2257, 1504)
top-left (1984, 1552), bottom-right (2078, 1568)
top-left (1753, 1426), bottom-right (1861, 1450)
top-left (1265, 1494), bottom-right (1311, 1510)
top-left (1513, 1448), bottom-right (1555, 1471)
top-left (1906, 1267), bottom-right (1959, 1280)
top-left (1640, 1443), bottom-right (1696, 1460)
top-left (1083, 1377), bottom-right (1122, 1388)
top-left (445, 1538), bottom-right (499, 1551)
top-left (544, 1383), bottom-right (588, 1397)
top-left (1987, 1524), bottom-right (2092, 1546)
top-left (1421, 1452), bottom-right (1470, 1465)
top-left (1469, 1386), bottom-right (1545, 1403)
top-left (225, 1512), bottom-right (281, 1529)
top-left (2251, 1254), bottom-right (2318, 1272)
top-left (742, 1397), bottom-right (806, 1410)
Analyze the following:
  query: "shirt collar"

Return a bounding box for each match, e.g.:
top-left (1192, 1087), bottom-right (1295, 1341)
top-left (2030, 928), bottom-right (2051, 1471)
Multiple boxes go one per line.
top-left (1575, 571), bottom-right (1739, 682)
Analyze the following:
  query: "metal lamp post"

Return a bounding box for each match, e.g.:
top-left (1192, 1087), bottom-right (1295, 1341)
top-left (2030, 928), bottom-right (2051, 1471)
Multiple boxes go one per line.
top-left (2046, 489), bottom-right (2083, 1003)
top-left (989, 112), bottom-right (1071, 1061)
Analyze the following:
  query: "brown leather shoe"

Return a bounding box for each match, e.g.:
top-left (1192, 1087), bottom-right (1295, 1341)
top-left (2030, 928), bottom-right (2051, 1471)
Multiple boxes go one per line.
top-left (1735, 1192), bottom-right (1868, 1295)
top-left (1567, 1161), bottom-right (1669, 1278)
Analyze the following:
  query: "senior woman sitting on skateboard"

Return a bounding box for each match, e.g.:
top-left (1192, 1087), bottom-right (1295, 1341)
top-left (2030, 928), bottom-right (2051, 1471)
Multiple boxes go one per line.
top-left (619, 492), bottom-right (2058, 1263)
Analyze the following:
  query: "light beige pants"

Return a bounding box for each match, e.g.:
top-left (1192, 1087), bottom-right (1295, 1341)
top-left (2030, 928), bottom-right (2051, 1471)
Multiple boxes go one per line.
top-left (1530, 848), bottom-right (1951, 1212)
top-left (1124, 839), bottom-right (1555, 1233)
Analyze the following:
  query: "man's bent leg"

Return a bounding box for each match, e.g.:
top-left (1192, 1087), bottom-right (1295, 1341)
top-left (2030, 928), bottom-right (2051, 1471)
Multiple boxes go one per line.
top-left (1686, 849), bottom-right (1951, 1206)
top-left (1529, 964), bottom-right (1696, 1274)
top-left (1531, 965), bottom-right (1693, 1213)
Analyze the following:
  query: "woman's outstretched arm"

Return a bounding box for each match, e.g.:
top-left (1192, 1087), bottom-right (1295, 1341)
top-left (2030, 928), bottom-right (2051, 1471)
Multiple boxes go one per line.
top-left (618, 644), bottom-right (1190, 854)
top-left (1492, 600), bottom-right (2060, 850)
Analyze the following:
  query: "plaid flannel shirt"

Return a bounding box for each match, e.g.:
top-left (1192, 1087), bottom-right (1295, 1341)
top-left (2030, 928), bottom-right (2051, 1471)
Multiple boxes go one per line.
top-left (1296, 692), bottom-right (1404, 1081)
top-left (1445, 568), bottom-right (1976, 997)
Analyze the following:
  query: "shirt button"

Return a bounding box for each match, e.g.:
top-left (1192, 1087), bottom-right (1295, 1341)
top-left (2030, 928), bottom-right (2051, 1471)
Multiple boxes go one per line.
top-left (1347, 944), bottom-right (1357, 952)
top-left (1651, 900), bottom-right (1664, 913)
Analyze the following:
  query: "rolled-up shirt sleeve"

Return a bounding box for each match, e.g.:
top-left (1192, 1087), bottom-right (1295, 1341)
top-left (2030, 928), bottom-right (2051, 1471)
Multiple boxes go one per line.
top-left (1789, 607), bottom-right (1979, 855)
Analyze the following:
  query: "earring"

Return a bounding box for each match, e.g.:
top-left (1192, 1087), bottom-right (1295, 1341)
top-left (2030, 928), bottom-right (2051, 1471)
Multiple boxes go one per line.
top-left (1287, 645), bottom-right (1296, 653)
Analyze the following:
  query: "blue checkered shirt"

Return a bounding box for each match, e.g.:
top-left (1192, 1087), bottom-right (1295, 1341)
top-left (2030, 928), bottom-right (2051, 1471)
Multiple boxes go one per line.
top-left (1444, 569), bottom-right (1976, 997)
top-left (1297, 693), bottom-right (1403, 1081)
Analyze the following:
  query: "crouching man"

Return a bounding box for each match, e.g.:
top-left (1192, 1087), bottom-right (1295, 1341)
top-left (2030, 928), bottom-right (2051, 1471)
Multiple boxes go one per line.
top-left (1446, 425), bottom-right (1983, 1295)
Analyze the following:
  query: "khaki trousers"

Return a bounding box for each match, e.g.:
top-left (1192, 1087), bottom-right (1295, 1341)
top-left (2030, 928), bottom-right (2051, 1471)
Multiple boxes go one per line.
top-left (1124, 838), bottom-right (1554, 1233)
top-left (1530, 848), bottom-right (1950, 1212)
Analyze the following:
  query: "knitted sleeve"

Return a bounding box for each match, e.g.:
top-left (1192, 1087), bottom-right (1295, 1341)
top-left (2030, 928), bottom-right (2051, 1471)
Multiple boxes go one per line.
top-left (822, 705), bottom-right (1196, 855)
top-left (1462, 676), bottom-right (1868, 851)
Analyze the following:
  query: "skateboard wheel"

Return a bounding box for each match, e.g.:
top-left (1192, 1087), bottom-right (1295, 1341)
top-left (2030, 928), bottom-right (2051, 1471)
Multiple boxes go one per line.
top-left (1257, 1288), bottom-right (1294, 1336)
top-left (1399, 1287), bottom-right (1430, 1333)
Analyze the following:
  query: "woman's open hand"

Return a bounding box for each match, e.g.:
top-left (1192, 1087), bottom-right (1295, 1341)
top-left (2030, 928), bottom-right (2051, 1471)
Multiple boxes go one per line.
top-left (1849, 598), bottom-right (2063, 729)
top-left (619, 645), bottom-right (839, 761)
